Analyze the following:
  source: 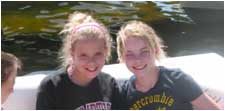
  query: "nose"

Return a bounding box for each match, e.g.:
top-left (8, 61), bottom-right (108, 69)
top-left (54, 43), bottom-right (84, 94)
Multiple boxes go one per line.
top-left (87, 57), bottom-right (96, 66)
top-left (133, 55), bottom-right (142, 64)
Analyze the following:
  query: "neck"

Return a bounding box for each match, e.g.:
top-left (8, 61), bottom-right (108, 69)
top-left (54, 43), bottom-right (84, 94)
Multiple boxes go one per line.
top-left (135, 66), bottom-right (159, 92)
top-left (67, 66), bottom-right (92, 87)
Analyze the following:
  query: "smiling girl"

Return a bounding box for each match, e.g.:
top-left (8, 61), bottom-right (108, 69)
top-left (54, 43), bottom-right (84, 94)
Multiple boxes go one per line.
top-left (36, 12), bottom-right (123, 110)
top-left (117, 20), bottom-right (221, 110)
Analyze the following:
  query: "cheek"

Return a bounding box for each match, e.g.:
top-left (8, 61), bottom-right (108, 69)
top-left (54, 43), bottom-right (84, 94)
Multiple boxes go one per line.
top-left (95, 57), bottom-right (106, 66)
top-left (94, 53), bottom-right (106, 62)
top-left (71, 53), bottom-right (85, 65)
top-left (4, 81), bottom-right (14, 94)
top-left (143, 56), bottom-right (151, 63)
top-left (73, 59), bottom-right (85, 68)
top-left (8, 86), bottom-right (14, 93)
top-left (125, 60), bottom-right (133, 70)
top-left (146, 54), bottom-right (155, 62)
top-left (123, 55), bottom-right (133, 66)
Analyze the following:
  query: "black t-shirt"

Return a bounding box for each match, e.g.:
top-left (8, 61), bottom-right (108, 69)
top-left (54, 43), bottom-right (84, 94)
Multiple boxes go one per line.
top-left (122, 66), bottom-right (203, 110)
top-left (36, 71), bottom-right (125, 110)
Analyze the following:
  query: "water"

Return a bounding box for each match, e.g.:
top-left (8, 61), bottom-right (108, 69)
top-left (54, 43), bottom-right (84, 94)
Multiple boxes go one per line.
top-left (1, 1), bottom-right (224, 75)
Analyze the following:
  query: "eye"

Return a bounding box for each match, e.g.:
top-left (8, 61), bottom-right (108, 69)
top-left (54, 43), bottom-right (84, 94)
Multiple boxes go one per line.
top-left (80, 54), bottom-right (87, 57)
top-left (79, 54), bottom-right (88, 59)
top-left (125, 53), bottom-right (135, 59)
top-left (126, 54), bottom-right (132, 57)
top-left (94, 52), bottom-right (104, 59)
top-left (95, 52), bottom-right (103, 56)
top-left (141, 50), bottom-right (149, 56)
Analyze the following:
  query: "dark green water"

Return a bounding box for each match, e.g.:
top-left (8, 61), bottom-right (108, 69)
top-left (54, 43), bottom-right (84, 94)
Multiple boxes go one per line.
top-left (1, 1), bottom-right (224, 75)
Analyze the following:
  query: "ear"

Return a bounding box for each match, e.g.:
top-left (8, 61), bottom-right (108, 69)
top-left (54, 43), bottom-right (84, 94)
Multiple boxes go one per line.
top-left (70, 46), bottom-right (75, 57)
top-left (2, 68), bottom-right (13, 81)
top-left (150, 47), bottom-right (158, 59)
top-left (120, 59), bottom-right (124, 63)
top-left (104, 47), bottom-right (108, 56)
top-left (155, 47), bottom-right (159, 55)
top-left (119, 54), bottom-right (125, 63)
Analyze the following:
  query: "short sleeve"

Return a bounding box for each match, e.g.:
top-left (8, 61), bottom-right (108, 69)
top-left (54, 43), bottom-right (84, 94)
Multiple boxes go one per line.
top-left (174, 72), bottom-right (203, 102)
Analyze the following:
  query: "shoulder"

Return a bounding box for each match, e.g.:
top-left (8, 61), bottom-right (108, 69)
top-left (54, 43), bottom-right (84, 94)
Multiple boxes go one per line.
top-left (97, 72), bottom-right (117, 82)
top-left (40, 71), bottom-right (67, 88)
top-left (121, 76), bottom-right (135, 92)
top-left (159, 66), bottom-right (203, 101)
top-left (97, 72), bottom-right (121, 89)
top-left (158, 66), bottom-right (196, 90)
top-left (159, 66), bottom-right (189, 82)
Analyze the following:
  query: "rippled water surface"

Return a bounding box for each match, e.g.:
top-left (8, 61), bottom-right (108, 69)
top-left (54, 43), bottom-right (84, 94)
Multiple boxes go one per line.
top-left (2, 1), bottom-right (223, 75)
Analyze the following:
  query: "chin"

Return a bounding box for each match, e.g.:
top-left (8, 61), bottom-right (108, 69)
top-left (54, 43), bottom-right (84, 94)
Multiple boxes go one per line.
top-left (133, 71), bottom-right (144, 76)
top-left (86, 71), bottom-right (100, 79)
top-left (132, 69), bottom-right (146, 76)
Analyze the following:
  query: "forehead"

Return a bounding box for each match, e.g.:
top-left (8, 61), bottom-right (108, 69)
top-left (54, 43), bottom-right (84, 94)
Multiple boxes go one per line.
top-left (73, 38), bottom-right (105, 52)
top-left (124, 37), bottom-right (149, 51)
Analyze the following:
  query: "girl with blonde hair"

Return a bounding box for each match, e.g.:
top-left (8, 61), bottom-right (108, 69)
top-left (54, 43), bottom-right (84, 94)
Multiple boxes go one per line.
top-left (36, 12), bottom-right (124, 110)
top-left (117, 20), bottom-right (221, 110)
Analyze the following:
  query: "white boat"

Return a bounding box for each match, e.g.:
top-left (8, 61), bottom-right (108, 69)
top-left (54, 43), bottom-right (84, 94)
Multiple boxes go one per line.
top-left (2, 53), bottom-right (224, 109)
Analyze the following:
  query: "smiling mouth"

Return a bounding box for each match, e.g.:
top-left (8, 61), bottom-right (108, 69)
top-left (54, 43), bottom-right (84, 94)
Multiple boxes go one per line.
top-left (132, 64), bottom-right (147, 70)
top-left (85, 67), bottom-right (98, 72)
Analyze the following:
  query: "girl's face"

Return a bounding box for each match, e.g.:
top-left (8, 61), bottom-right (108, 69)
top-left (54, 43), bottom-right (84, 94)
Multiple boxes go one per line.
top-left (71, 38), bottom-right (107, 79)
top-left (1, 64), bottom-right (17, 104)
top-left (123, 37), bottom-right (156, 77)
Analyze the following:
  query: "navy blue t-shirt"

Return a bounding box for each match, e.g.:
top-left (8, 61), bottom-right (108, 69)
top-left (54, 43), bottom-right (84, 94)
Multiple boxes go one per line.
top-left (122, 66), bottom-right (203, 110)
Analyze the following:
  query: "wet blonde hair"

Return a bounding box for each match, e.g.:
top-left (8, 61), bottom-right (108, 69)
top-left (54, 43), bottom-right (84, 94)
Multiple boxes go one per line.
top-left (117, 20), bottom-right (166, 62)
top-left (59, 12), bottom-right (112, 68)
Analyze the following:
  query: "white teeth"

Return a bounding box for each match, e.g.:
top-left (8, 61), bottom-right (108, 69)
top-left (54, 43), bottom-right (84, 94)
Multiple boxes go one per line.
top-left (86, 67), bottom-right (97, 72)
top-left (136, 66), bottom-right (144, 69)
top-left (133, 65), bottom-right (146, 70)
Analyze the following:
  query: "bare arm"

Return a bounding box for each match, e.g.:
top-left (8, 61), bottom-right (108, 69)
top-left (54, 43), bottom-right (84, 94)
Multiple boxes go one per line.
top-left (191, 93), bottom-right (222, 110)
